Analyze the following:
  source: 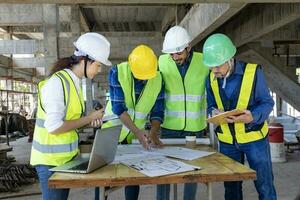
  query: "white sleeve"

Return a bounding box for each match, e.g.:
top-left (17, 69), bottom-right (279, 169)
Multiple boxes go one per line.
top-left (41, 75), bottom-right (65, 133)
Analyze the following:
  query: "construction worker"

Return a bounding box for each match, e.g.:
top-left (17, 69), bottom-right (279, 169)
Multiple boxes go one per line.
top-left (102, 44), bottom-right (164, 200)
top-left (157, 25), bottom-right (209, 200)
top-left (30, 33), bottom-right (111, 200)
top-left (203, 33), bottom-right (276, 200)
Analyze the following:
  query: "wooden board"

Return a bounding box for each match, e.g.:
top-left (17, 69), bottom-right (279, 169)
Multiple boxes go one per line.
top-left (48, 146), bottom-right (256, 189)
top-left (207, 109), bottom-right (244, 125)
top-left (0, 144), bottom-right (13, 152)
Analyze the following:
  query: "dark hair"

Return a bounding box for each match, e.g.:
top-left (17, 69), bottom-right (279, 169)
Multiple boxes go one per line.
top-left (49, 55), bottom-right (81, 76)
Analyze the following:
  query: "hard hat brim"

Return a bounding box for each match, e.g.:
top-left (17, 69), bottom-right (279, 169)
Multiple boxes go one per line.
top-left (102, 59), bottom-right (112, 66)
top-left (162, 43), bottom-right (188, 54)
top-left (132, 71), bottom-right (156, 80)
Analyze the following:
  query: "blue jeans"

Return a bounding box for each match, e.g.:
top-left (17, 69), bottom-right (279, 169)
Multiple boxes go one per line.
top-left (157, 183), bottom-right (197, 200)
top-left (156, 128), bottom-right (205, 200)
top-left (219, 138), bottom-right (277, 200)
top-left (35, 165), bottom-right (70, 200)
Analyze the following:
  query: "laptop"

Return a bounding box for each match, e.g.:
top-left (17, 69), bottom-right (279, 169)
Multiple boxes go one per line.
top-left (50, 125), bottom-right (122, 174)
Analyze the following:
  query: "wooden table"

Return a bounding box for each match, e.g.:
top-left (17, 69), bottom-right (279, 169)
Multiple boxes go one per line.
top-left (49, 146), bottom-right (256, 200)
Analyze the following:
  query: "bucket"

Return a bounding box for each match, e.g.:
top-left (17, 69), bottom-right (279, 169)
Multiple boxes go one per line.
top-left (268, 123), bottom-right (286, 162)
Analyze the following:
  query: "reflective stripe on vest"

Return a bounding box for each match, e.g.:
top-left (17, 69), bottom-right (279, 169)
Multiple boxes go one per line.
top-left (159, 52), bottom-right (209, 131)
top-left (32, 140), bottom-right (78, 153)
top-left (30, 70), bottom-right (84, 166)
top-left (103, 62), bottom-right (162, 144)
top-left (165, 94), bottom-right (204, 102)
top-left (210, 63), bottom-right (268, 144)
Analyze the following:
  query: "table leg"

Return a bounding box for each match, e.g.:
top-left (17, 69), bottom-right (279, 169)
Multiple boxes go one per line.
top-left (99, 187), bottom-right (105, 200)
top-left (206, 183), bottom-right (212, 200)
top-left (94, 187), bottom-right (99, 200)
top-left (173, 184), bottom-right (177, 200)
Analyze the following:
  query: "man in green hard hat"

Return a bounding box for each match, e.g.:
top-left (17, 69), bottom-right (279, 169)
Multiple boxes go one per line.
top-left (203, 33), bottom-right (276, 200)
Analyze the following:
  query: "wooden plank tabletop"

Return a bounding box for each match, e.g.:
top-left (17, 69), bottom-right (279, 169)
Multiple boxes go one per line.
top-left (49, 146), bottom-right (256, 189)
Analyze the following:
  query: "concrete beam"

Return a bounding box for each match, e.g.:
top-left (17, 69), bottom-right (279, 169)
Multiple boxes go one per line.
top-left (257, 22), bottom-right (300, 44)
top-left (0, 4), bottom-right (70, 26)
top-left (92, 21), bottom-right (161, 32)
top-left (2, 0), bottom-right (300, 3)
top-left (58, 32), bottom-right (163, 59)
top-left (79, 6), bottom-right (91, 32)
top-left (180, 3), bottom-right (246, 46)
top-left (0, 55), bottom-right (11, 67)
top-left (220, 3), bottom-right (300, 48)
top-left (237, 43), bottom-right (300, 111)
top-left (161, 7), bottom-right (176, 34)
top-left (161, 5), bottom-right (190, 35)
top-left (0, 4), bottom-right (42, 26)
top-left (12, 57), bottom-right (45, 69)
top-left (0, 40), bottom-right (44, 54)
top-left (1, 23), bottom-right (70, 34)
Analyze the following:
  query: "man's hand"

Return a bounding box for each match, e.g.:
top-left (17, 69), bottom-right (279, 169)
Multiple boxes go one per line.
top-left (225, 110), bottom-right (253, 123)
top-left (149, 131), bottom-right (163, 148)
top-left (212, 107), bottom-right (224, 116)
top-left (136, 130), bottom-right (150, 150)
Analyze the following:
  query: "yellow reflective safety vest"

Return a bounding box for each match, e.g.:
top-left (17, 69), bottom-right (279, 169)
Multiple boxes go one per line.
top-left (210, 63), bottom-right (268, 144)
top-left (102, 62), bottom-right (162, 144)
top-left (159, 52), bottom-right (209, 132)
top-left (30, 70), bottom-right (84, 166)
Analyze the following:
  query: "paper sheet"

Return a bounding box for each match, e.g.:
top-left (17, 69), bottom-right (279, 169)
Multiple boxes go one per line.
top-left (113, 145), bottom-right (215, 163)
top-left (121, 156), bottom-right (201, 177)
top-left (153, 147), bottom-right (215, 161)
top-left (132, 138), bottom-right (211, 145)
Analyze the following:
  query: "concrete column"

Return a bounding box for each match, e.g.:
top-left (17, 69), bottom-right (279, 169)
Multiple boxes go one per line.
top-left (3, 27), bottom-right (12, 77)
top-left (282, 100), bottom-right (288, 115)
top-left (276, 95), bottom-right (282, 117)
top-left (43, 4), bottom-right (58, 76)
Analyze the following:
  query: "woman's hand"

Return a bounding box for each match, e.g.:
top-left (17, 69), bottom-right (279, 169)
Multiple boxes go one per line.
top-left (88, 108), bottom-right (104, 122)
top-left (90, 118), bottom-right (102, 128)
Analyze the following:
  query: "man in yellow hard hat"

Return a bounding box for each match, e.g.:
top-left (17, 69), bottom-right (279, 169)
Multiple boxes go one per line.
top-left (157, 25), bottom-right (209, 200)
top-left (103, 44), bottom-right (164, 200)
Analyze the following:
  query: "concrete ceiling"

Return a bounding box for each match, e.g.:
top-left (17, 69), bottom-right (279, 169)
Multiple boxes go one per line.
top-left (1, 2), bottom-right (300, 111)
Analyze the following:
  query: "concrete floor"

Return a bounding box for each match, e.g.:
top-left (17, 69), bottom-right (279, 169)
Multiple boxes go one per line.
top-left (1, 136), bottom-right (300, 200)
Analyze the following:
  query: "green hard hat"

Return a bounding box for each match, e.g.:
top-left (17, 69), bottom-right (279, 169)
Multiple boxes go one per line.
top-left (203, 33), bottom-right (236, 67)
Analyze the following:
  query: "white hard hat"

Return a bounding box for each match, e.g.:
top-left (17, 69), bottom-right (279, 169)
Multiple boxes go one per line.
top-left (73, 32), bottom-right (112, 66)
top-left (162, 26), bottom-right (191, 54)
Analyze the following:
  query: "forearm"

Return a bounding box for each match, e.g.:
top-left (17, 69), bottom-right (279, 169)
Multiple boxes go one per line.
top-left (251, 103), bottom-right (274, 124)
top-left (150, 120), bottom-right (161, 136)
top-left (119, 111), bottom-right (140, 136)
top-left (50, 116), bottom-right (91, 134)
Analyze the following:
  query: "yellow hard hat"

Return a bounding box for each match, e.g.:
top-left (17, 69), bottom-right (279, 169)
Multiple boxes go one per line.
top-left (128, 45), bottom-right (158, 80)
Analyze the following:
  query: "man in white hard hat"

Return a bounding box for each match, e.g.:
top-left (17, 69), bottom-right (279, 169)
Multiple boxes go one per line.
top-left (157, 26), bottom-right (209, 200)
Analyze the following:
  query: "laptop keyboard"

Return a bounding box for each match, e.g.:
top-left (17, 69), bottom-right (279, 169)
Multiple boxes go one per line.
top-left (69, 161), bottom-right (89, 170)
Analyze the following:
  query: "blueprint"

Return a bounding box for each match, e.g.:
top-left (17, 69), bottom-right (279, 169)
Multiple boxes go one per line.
top-left (121, 156), bottom-right (201, 177)
top-left (113, 145), bottom-right (215, 164)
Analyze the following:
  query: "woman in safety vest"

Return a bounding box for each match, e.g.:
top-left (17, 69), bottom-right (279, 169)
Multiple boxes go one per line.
top-left (30, 33), bottom-right (112, 200)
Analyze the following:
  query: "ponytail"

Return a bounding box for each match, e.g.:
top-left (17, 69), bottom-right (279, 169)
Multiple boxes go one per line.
top-left (49, 55), bottom-right (81, 76)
